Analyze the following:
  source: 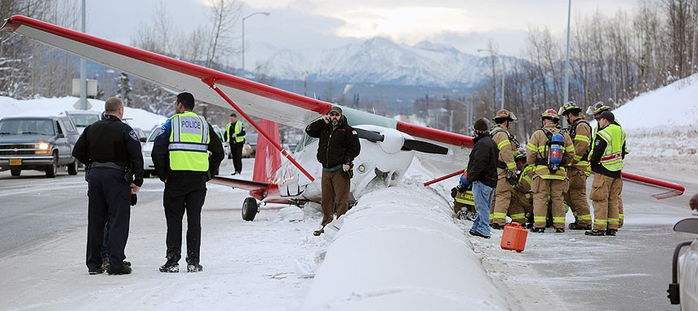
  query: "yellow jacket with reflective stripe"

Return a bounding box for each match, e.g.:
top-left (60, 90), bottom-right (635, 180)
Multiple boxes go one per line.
top-left (226, 120), bottom-right (245, 143)
top-left (594, 124), bottom-right (625, 172)
top-left (491, 125), bottom-right (517, 171)
top-left (568, 119), bottom-right (592, 169)
top-left (168, 111), bottom-right (210, 172)
top-left (525, 125), bottom-right (575, 180)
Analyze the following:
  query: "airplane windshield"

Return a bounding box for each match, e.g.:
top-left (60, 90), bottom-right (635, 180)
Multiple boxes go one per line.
top-left (296, 133), bottom-right (317, 152)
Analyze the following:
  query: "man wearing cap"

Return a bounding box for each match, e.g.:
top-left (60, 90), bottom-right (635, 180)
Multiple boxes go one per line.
top-left (466, 118), bottom-right (498, 239)
top-left (586, 111), bottom-right (626, 236)
top-left (305, 106), bottom-right (361, 236)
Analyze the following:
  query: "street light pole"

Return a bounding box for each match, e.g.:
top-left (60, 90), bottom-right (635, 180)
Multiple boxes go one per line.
top-left (477, 48), bottom-right (505, 110)
top-left (563, 0), bottom-right (571, 104)
top-left (242, 11), bottom-right (270, 73)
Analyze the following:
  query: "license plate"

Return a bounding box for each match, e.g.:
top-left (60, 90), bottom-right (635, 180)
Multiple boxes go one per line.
top-left (9, 158), bottom-right (22, 166)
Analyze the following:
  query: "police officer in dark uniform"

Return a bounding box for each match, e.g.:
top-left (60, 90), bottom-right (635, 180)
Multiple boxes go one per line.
top-left (73, 97), bottom-right (144, 275)
top-left (152, 92), bottom-right (224, 273)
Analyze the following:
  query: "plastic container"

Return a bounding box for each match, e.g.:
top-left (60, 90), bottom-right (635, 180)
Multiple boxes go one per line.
top-left (500, 222), bottom-right (528, 252)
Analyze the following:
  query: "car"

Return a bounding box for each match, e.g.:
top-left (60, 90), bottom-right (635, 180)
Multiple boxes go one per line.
top-left (242, 133), bottom-right (257, 158)
top-left (62, 110), bottom-right (102, 134)
top-left (141, 126), bottom-right (163, 178)
top-left (211, 124), bottom-right (230, 159)
top-left (0, 115), bottom-right (80, 177)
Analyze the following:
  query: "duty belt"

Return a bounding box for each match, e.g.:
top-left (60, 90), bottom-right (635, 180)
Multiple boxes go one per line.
top-left (91, 162), bottom-right (127, 171)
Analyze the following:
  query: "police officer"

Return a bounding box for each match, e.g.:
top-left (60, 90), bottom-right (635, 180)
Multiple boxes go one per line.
top-left (225, 112), bottom-right (245, 175)
top-left (586, 111), bottom-right (627, 236)
top-left (489, 109), bottom-right (519, 229)
top-left (73, 97), bottom-right (144, 275)
top-left (525, 109), bottom-right (575, 233)
top-left (559, 102), bottom-right (593, 230)
top-left (153, 92), bottom-right (224, 273)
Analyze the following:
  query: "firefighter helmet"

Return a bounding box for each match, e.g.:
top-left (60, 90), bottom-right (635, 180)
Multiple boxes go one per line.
top-left (514, 148), bottom-right (526, 161)
top-left (541, 108), bottom-right (560, 121)
top-left (493, 109), bottom-right (517, 122)
top-left (586, 101), bottom-right (609, 115)
top-left (558, 101), bottom-right (582, 116)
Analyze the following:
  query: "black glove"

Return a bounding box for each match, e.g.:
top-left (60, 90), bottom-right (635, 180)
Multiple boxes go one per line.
top-left (456, 184), bottom-right (468, 193)
top-left (450, 187), bottom-right (458, 198)
top-left (130, 193), bottom-right (137, 206)
top-left (506, 170), bottom-right (518, 185)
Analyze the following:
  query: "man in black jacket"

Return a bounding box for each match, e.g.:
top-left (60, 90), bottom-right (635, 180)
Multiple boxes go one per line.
top-left (305, 106), bottom-right (361, 236)
top-left (73, 97), bottom-right (144, 275)
top-left (466, 118), bottom-right (499, 239)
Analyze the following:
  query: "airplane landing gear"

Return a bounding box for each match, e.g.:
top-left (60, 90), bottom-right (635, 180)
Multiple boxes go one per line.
top-left (242, 197), bottom-right (259, 221)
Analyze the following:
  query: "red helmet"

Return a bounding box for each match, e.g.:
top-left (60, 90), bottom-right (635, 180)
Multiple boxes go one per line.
top-left (493, 109), bottom-right (517, 122)
top-left (541, 109), bottom-right (560, 121)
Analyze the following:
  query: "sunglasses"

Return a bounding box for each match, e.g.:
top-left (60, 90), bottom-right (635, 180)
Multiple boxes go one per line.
top-left (329, 112), bottom-right (340, 116)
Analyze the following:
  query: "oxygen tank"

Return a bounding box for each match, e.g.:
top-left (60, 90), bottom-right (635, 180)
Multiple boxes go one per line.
top-left (548, 133), bottom-right (564, 170)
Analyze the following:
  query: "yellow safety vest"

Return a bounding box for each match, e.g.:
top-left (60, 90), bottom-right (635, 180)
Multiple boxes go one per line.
top-left (454, 190), bottom-right (474, 206)
top-left (595, 124), bottom-right (625, 172)
top-left (168, 111), bottom-right (210, 172)
top-left (226, 120), bottom-right (245, 143)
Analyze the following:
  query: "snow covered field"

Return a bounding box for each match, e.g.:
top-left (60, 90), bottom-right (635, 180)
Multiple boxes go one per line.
top-left (0, 74), bottom-right (697, 310)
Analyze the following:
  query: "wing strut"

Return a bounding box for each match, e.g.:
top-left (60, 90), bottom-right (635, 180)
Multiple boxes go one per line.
top-left (203, 77), bottom-right (315, 182)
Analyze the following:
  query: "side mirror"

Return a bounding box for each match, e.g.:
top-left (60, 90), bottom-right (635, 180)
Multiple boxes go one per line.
top-left (673, 218), bottom-right (698, 234)
top-left (140, 137), bottom-right (147, 143)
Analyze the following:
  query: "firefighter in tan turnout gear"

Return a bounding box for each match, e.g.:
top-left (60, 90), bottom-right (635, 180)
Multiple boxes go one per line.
top-left (585, 111), bottom-right (627, 236)
top-left (488, 109), bottom-right (519, 230)
top-left (559, 102), bottom-right (593, 230)
top-left (526, 109), bottom-right (575, 233)
top-left (509, 148), bottom-right (533, 226)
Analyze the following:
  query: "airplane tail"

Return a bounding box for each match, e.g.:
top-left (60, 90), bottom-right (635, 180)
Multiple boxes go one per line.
top-left (253, 119), bottom-right (282, 183)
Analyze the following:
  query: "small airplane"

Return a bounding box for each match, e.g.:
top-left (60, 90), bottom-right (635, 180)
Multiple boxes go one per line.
top-left (1, 15), bottom-right (685, 221)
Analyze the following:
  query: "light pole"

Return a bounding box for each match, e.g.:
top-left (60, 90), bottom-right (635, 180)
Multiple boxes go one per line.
top-left (443, 97), bottom-right (473, 135)
top-left (242, 11), bottom-right (270, 73)
top-left (563, 0), bottom-right (571, 104)
top-left (477, 49), bottom-right (505, 110)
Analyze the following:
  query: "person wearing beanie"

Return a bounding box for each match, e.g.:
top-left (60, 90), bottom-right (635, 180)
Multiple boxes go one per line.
top-left (586, 109), bottom-right (626, 236)
top-left (465, 118), bottom-right (498, 239)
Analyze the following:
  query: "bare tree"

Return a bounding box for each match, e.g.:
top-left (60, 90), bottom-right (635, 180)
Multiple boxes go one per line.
top-left (205, 0), bottom-right (243, 69)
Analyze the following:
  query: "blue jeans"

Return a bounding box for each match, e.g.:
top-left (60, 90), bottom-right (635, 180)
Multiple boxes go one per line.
top-left (471, 181), bottom-right (494, 236)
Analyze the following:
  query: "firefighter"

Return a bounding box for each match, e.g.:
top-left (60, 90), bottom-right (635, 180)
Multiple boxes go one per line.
top-left (526, 109), bottom-right (575, 233)
top-left (451, 172), bottom-right (476, 221)
top-left (488, 109), bottom-right (519, 229)
top-left (587, 101), bottom-right (625, 227)
top-left (559, 102), bottom-right (593, 230)
top-left (508, 148), bottom-right (531, 226)
top-left (586, 111), bottom-right (627, 236)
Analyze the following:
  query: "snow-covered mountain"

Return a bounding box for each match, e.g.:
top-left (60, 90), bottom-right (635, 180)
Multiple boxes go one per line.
top-left (254, 38), bottom-right (489, 88)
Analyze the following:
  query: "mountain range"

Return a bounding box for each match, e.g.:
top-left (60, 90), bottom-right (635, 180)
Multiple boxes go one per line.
top-left (248, 37), bottom-right (493, 88)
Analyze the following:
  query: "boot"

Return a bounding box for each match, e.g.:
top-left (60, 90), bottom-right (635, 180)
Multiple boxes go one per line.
top-left (159, 252), bottom-right (180, 273)
top-left (585, 230), bottom-right (606, 236)
top-left (530, 227), bottom-right (545, 233)
top-left (555, 228), bottom-right (565, 233)
top-left (568, 222), bottom-right (592, 230)
top-left (187, 264), bottom-right (204, 272)
top-left (606, 229), bottom-right (617, 236)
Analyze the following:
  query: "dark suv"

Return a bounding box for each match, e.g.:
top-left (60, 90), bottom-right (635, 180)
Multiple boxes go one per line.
top-left (0, 115), bottom-right (80, 178)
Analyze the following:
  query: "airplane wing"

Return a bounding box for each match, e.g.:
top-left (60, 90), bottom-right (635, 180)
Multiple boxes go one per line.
top-left (0, 15), bottom-right (473, 149)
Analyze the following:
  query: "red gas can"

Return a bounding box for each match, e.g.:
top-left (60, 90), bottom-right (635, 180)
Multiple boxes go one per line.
top-left (500, 222), bottom-right (528, 252)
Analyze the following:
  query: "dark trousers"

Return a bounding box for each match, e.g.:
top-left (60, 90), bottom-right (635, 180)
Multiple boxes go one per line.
top-left (87, 168), bottom-right (130, 271)
top-left (320, 170), bottom-right (350, 227)
top-left (231, 142), bottom-right (244, 173)
top-left (163, 175), bottom-right (207, 264)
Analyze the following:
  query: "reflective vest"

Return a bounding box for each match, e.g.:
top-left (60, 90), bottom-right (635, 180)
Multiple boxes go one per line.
top-left (168, 111), bottom-right (210, 172)
top-left (596, 124), bottom-right (625, 172)
top-left (226, 120), bottom-right (245, 143)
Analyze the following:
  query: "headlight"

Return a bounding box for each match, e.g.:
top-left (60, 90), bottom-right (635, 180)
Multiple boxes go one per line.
top-left (38, 143), bottom-right (50, 150)
top-left (35, 143), bottom-right (51, 155)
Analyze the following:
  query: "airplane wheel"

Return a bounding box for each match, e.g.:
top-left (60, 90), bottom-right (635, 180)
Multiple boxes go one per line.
top-left (242, 197), bottom-right (259, 221)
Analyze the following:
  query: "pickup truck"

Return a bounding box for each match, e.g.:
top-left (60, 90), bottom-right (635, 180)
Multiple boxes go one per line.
top-left (0, 115), bottom-right (80, 178)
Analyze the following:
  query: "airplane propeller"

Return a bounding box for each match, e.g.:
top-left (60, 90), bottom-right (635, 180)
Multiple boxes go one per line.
top-left (354, 128), bottom-right (449, 155)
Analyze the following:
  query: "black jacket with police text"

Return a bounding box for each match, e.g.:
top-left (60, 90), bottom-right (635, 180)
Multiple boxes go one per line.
top-left (72, 115), bottom-right (144, 187)
top-left (305, 116), bottom-right (361, 169)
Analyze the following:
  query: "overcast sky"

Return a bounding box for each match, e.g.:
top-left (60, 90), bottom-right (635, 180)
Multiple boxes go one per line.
top-left (85, 0), bottom-right (638, 68)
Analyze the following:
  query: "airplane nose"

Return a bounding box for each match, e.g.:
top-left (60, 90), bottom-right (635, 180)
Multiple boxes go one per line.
top-left (378, 129), bottom-right (404, 154)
